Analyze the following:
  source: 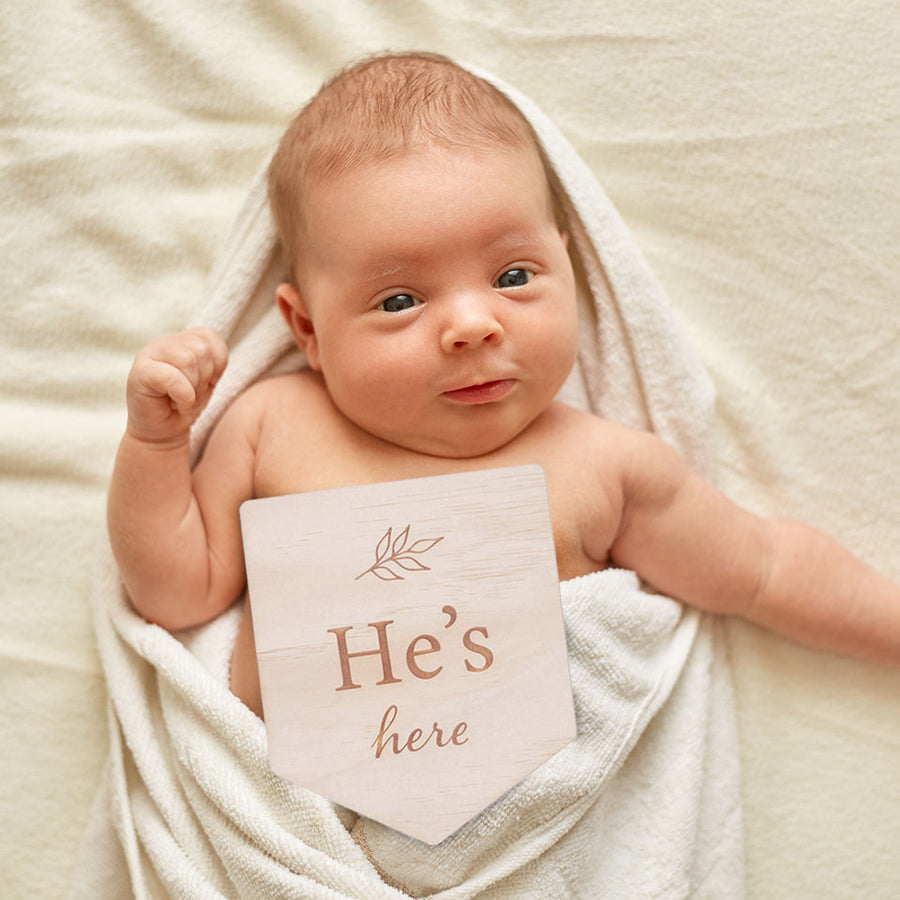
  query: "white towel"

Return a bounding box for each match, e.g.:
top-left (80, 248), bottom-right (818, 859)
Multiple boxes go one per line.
top-left (72, 65), bottom-right (741, 899)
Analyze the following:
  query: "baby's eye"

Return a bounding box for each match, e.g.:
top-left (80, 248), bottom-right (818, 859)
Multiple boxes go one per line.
top-left (495, 268), bottom-right (533, 289)
top-left (378, 294), bottom-right (420, 313)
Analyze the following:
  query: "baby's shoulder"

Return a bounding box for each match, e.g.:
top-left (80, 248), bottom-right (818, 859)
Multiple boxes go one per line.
top-left (542, 402), bottom-right (681, 480)
top-left (209, 370), bottom-right (327, 440)
top-left (544, 402), bottom-right (654, 448)
top-left (231, 369), bottom-right (328, 413)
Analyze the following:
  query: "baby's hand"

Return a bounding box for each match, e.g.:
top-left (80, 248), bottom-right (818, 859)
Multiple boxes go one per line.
top-left (125, 327), bottom-right (228, 444)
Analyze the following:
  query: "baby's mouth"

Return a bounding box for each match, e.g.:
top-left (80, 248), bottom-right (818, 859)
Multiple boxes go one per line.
top-left (442, 379), bottom-right (515, 404)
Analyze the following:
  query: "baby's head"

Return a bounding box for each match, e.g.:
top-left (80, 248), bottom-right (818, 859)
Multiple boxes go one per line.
top-left (268, 52), bottom-right (565, 282)
top-left (267, 53), bottom-right (579, 458)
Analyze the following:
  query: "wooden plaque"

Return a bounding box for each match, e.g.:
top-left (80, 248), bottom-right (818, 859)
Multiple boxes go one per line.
top-left (240, 464), bottom-right (576, 844)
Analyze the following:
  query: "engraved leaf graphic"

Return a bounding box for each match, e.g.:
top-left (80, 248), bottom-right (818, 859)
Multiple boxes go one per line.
top-left (374, 527), bottom-right (392, 564)
top-left (394, 556), bottom-right (430, 572)
top-left (409, 537), bottom-right (443, 554)
top-left (371, 565), bottom-right (404, 582)
top-left (391, 525), bottom-right (410, 555)
top-left (355, 526), bottom-right (444, 581)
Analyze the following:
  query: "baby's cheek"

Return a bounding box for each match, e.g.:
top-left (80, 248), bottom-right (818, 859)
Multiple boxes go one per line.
top-left (537, 318), bottom-right (578, 374)
top-left (330, 371), bottom-right (391, 429)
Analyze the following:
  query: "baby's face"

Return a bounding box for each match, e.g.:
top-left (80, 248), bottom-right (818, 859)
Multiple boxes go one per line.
top-left (287, 142), bottom-right (579, 458)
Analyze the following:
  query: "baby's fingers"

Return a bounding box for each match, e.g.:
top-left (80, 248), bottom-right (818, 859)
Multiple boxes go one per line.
top-left (164, 328), bottom-right (228, 404)
top-left (143, 358), bottom-right (199, 414)
top-left (184, 327), bottom-right (228, 389)
top-left (127, 328), bottom-right (229, 435)
top-left (144, 330), bottom-right (225, 391)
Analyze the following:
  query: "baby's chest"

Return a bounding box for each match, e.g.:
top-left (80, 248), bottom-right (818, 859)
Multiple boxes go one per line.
top-left (252, 432), bottom-right (414, 499)
top-left (251, 426), bottom-right (610, 580)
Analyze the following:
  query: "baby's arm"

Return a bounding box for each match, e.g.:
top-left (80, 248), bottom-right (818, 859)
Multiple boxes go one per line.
top-left (107, 328), bottom-right (252, 630)
top-left (606, 431), bottom-right (900, 665)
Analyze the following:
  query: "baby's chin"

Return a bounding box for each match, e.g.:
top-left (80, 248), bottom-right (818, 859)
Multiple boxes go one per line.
top-left (372, 420), bottom-right (536, 461)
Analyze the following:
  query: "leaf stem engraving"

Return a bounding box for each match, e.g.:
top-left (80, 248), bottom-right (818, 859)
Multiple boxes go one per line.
top-left (355, 525), bottom-right (444, 582)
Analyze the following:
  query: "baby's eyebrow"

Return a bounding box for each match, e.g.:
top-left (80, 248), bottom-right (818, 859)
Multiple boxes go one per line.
top-left (362, 255), bottom-right (411, 282)
top-left (489, 229), bottom-right (547, 254)
top-left (357, 229), bottom-right (548, 283)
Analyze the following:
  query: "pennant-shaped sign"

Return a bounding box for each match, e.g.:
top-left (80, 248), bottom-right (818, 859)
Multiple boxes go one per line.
top-left (241, 465), bottom-right (576, 844)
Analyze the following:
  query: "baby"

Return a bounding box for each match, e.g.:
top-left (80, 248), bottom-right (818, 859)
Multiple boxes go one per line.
top-left (108, 52), bottom-right (900, 719)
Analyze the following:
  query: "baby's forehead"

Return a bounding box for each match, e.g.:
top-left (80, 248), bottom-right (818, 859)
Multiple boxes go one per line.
top-left (294, 141), bottom-right (561, 273)
top-left (303, 137), bottom-right (551, 206)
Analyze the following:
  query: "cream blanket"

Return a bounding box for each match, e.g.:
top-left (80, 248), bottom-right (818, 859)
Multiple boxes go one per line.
top-left (7, 4), bottom-right (899, 897)
top-left (72, 69), bottom-right (743, 898)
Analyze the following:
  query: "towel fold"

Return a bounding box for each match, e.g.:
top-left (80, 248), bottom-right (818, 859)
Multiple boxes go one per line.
top-left (352, 571), bottom-right (742, 898)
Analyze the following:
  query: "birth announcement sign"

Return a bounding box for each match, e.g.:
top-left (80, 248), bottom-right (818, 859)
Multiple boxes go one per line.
top-left (240, 465), bottom-right (576, 844)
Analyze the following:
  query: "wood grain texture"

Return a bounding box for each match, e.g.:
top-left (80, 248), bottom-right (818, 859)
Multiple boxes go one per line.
top-left (241, 465), bottom-right (576, 844)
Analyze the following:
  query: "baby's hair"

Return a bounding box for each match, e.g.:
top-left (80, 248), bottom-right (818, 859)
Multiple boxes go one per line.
top-left (268, 52), bottom-right (566, 279)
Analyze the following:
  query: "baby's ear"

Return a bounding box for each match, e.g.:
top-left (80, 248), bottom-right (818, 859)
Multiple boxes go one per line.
top-left (277, 283), bottom-right (321, 370)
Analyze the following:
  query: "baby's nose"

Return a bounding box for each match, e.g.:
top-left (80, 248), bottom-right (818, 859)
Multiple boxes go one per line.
top-left (440, 296), bottom-right (504, 351)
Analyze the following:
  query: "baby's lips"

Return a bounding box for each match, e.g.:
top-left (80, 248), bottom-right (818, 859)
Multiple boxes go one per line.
top-left (442, 379), bottom-right (515, 404)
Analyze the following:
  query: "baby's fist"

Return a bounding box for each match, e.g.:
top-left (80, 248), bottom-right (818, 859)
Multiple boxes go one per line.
top-left (126, 327), bottom-right (228, 443)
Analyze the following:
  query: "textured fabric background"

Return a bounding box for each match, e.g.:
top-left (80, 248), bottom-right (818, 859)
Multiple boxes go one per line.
top-left (3, 2), bottom-right (898, 896)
